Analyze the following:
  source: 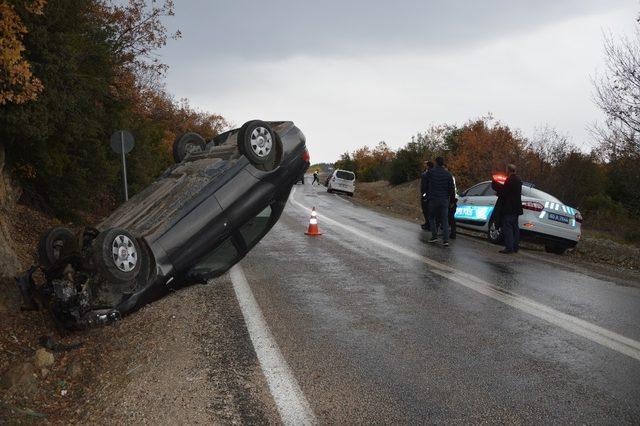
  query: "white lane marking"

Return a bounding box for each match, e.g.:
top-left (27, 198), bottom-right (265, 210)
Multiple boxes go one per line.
top-left (290, 187), bottom-right (640, 361)
top-left (230, 265), bottom-right (317, 425)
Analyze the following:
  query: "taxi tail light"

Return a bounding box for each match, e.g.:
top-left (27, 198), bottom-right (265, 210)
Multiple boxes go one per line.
top-left (492, 173), bottom-right (507, 185)
top-left (522, 201), bottom-right (544, 212)
top-left (575, 212), bottom-right (583, 223)
top-left (302, 149), bottom-right (310, 163)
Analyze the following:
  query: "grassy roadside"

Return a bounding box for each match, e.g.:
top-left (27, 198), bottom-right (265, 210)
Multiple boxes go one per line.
top-left (349, 180), bottom-right (640, 272)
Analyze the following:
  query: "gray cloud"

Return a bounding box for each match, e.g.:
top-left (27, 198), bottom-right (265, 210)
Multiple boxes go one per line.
top-left (163, 0), bottom-right (626, 60)
top-left (160, 1), bottom-right (637, 163)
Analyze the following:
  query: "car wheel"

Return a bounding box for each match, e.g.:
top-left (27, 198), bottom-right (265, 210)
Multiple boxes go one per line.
top-left (327, 185), bottom-right (333, 193)
top-left (544, 243), bottom-right (567, 255)
top-left (92, 228), bottom-right (142, 283)
top-left (38, 227), bottom-right (78, 269)
top-left (487, 218), bottom-right (503, 245)
top-left (238, 120), bottom-right (277, 168)
top-left (173, 132), bottom-right (206, 163)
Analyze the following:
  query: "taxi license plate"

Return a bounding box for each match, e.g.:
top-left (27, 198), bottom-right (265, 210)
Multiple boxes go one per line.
top-left (548, 213), bottom-right (569, 224)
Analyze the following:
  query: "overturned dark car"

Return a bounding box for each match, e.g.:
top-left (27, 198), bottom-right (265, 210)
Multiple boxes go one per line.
top-left (23, 120), bottom-right (309, 329)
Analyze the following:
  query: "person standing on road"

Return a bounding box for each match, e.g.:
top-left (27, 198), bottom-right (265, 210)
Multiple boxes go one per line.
top-left (493, 164), bottom-right (523, 254)
top-left (447, 171), bottom-right (458, 240)
top-left (427, 157), bottom-right (455, 246)
top-left (420, 160), bottom-right (434, 230)
top-left (312, 170), bottom-right (320, 185)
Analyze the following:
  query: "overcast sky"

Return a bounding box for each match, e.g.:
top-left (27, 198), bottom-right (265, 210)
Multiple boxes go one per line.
top-left (160, 0), bottom-right (638, 163)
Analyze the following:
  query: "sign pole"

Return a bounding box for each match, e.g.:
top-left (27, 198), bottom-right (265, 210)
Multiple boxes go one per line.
top-left (110, 129), bottom-right (133, 203)
top-left (120, 131), bottom-right (129, 201)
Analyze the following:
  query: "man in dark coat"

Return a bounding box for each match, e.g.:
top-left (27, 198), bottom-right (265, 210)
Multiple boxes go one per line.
top-left (420, 160), bottom-right (434, 230)
top-left (493, 164), bottom-right (523, 254)
top-left (427, 157), bottom-right (455, 246)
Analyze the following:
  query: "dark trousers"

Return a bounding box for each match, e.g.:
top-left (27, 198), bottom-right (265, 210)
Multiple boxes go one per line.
top-left (312, 177), bottom-right (319, 185)
top-left (448, 204), bottom-right (456, 236)
top-left (421, 198), bottom-right (430, 228)
top-left (428, 197), bottom-right (449, 242)
top-left (502, 214), bottom-right (520, 252)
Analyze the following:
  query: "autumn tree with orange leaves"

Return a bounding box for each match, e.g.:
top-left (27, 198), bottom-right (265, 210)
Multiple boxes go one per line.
top-left (0, 0), bottom-right (45, 105)
top-left (447, 118), bottom-right (527, 191)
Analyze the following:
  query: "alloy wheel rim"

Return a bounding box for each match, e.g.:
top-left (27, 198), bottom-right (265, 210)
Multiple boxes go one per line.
top-left (250, 127), bottom-right (273, 158)
top-left (111, 235), bottom-right (137, 272)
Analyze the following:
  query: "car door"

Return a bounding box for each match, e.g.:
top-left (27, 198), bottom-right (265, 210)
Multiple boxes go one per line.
top-left (186, 204), bottom-right (276, 281)
top-left (237, 204), bottom-right (276, 252)
top-left (187, 233), bottom-right (242, 281)
top-left (455, 182), bottom-right (495, 230)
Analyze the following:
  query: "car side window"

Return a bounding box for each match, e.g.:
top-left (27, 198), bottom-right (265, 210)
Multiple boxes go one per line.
top-left (189, 237), bottom-right (239, 278)
top-left (239, 206), bottom-right (273, 248)
top-left (483, 185), bottom-right (497, 196)
top-left (466, 183), bottom-right (488, 197)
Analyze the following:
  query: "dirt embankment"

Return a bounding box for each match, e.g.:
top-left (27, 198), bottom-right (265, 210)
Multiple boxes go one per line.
top-left (351, 180), bottom-right (640, 272)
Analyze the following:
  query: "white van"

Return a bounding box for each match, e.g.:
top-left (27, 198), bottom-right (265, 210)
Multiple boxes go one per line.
top-left (326, 169), bottom-right (356, 196)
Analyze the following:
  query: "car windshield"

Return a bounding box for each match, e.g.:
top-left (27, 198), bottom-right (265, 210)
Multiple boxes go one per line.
top-left (336, 171), bottom-right (355, 181)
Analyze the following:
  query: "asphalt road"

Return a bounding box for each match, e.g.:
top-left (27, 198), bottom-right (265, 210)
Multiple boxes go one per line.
top-left (237, 180), bottom-right (640, 424)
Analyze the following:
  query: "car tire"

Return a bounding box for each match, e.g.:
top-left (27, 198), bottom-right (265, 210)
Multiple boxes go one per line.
top-left (173, 132), bottom-right (206, 163)
top-left (487, 217), bottom-right (503, 245)
top-left (327, 186), bottom-right (333, 193)
top-left (237, 120), bottom-right (277, 168)
top-left (38, 227), bottom-right (78, 269)
top-left (92, 228), bottom-right (142, 284)
top-left (544, 243), bottom-right (567, 255)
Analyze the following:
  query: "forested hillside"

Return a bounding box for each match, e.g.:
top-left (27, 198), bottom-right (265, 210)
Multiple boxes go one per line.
top-left (0, 0), bottom-right (228, 219)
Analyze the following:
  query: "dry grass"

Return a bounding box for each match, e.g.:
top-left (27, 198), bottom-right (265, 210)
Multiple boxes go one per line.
top-left (353, 180), bottom-right (424, 223)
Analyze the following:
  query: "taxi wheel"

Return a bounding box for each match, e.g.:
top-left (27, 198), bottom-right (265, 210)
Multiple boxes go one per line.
top-left (487, 218), bottom-right (503, 245)
top-left (544, 243), bottom-right (567, 255)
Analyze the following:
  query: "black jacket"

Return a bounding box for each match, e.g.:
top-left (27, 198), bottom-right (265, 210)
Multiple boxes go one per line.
top-left (426, 166), bottom-right (455, 200)
top-left (493, 174), bottom-right (523, 216)
top-left (420, 170), bottom-right (430, 200)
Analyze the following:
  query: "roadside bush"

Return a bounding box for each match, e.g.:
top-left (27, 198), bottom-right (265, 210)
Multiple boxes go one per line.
top-left (624, 227), bottom-right (640, 244)
top-left (388, 147), bottom-right (421, 185)
top-left (582, 194), bottom-right (628, 223)
top-left (580, 194), bottom-right (640, 244)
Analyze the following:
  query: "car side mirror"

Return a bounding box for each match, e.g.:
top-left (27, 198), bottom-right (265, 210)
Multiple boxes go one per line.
top-left (460, 190), bottom-right (467, 197)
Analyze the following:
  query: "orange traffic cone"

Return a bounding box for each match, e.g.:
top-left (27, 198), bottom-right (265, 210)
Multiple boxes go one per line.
top-left (305, 207), bottom-right (322, 236)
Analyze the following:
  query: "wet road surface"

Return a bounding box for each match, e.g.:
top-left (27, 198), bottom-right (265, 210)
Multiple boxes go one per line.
top-left (237, 181), bottom-right (640, 423)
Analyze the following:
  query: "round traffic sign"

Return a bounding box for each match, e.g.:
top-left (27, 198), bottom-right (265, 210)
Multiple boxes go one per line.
top-left (110, 130), bottom-right (135, 154)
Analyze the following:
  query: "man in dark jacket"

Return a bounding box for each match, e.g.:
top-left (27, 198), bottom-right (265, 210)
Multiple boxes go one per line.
top-left (420, 160), bottom-right (434, 230)
top-left (493, 164), bottom-right (523, 254)
top-left (427, 157), bottom-right (455, 246)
